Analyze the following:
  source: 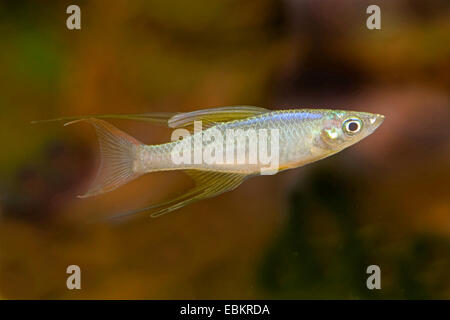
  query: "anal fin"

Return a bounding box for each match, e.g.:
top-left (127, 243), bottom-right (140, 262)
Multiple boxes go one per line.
top-left (105, 171), bottom-right (247, 221)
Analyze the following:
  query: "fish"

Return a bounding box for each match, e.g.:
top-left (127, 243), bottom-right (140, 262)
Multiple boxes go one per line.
top-left (33, 106), bottom-right (384, 219)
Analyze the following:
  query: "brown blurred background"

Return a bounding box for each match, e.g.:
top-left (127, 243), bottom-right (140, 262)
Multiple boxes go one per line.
top-left (0, 0), bottom-right (449, 299)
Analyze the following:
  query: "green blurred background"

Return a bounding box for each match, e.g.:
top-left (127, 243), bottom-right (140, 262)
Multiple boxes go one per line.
top-left (0, 0), bottom-right (449, 299)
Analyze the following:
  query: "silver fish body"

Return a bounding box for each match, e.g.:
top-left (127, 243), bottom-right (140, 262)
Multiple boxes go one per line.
top-left (135, 109), bottom-right (384, 175)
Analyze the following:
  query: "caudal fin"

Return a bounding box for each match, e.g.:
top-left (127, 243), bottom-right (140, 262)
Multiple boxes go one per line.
top-left (67, 119), bottom-right (144, 198)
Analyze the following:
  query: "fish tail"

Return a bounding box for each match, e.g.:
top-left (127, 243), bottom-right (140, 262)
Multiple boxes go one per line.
top-left (67, 119), bottom-right (144, 198)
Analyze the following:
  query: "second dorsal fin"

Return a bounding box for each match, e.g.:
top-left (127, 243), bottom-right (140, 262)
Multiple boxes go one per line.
top-left (31, 112), bottom-right (176, 126)
top-left (168, 106), bottom-right (269, 130)
top-left (32, 106), bottom-right (270, 130)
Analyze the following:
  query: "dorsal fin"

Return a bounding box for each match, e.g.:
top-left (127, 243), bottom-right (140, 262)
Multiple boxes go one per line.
top-left (32, 106), bottom-right (270, 130)
top-left (168, 106), bottom-right (269, 130)
top-left (31, 112), bottom-right (176, 125)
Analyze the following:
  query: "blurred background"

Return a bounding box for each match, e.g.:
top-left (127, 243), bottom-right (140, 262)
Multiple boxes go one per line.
top-left (0, 0), bottom-right (449, 299)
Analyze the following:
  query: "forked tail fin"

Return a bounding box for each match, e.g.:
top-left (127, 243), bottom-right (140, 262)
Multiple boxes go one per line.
top-left (66, 118), bottom-right (144, 198)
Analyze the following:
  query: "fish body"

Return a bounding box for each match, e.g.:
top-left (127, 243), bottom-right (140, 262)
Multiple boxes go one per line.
top-left (34, 106), bottom-right (384, 218)
top-left (136, 109), bottom-right (383, 174)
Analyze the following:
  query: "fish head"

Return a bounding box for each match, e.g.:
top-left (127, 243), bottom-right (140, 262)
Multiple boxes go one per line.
top-left (313, 110), bottom-right (385, 154)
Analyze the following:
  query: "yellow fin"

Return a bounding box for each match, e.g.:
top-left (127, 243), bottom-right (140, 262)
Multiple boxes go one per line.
top-left (31, 112), bottom-right (176, 125)
top-left (31, 106), bottom-right (269, 131)
top-left (104, 171), bottom-right (247, 221)
top-left (168, 106), bottom-right (269, 130)
top-left (151, 171), bottom-right (246, 217)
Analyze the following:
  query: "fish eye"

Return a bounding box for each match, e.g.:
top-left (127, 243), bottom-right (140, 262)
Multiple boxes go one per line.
top-left (343, 118), bottom-right (362, 135)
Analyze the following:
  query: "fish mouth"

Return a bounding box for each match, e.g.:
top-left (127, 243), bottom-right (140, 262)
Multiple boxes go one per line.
top-left (369, 114), bottom-right (385, 131)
